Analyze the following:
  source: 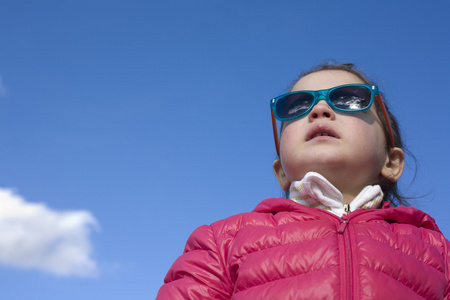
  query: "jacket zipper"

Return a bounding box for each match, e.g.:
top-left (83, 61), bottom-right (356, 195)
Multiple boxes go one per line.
top-left (318, 207), bottom-right (374, 299)
top-left (338, 214), bottom-right (352, 300)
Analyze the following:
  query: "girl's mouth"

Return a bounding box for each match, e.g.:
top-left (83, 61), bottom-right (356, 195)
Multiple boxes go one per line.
top-left (306, 125), bottom-right (339, 141)
top-left (311, 132), bottom-right (334, 138)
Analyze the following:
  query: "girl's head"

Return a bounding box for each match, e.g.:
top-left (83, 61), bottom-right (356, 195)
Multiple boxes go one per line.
top-left (272, 63), bottom-right (407, 206)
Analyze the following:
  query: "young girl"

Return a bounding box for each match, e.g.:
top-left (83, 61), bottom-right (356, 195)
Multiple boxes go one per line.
top-left (156, 63), bottom-right (450, 299)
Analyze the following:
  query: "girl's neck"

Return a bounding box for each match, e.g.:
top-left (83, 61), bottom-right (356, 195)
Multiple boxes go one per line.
top-left (341, 192), bottom-right (358, 205)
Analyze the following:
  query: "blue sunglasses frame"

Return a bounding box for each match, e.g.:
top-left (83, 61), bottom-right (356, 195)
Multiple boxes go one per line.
top-left (270, 84), bottom-right (378, 121)
top-left (270, 84), bottom-right (396, 156)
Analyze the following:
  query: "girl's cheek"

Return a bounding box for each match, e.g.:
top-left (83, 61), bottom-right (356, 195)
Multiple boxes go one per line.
top-left (280, 122), bottom-right (303, 146)
top-left (279, 130), bottom-right (298, 157)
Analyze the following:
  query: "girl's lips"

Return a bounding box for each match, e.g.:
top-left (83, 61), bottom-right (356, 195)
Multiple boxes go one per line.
top-left (306, 124), bottom-right (340, 141)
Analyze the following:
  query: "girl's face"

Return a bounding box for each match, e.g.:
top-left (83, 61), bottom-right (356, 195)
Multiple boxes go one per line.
top-left (274, 70), bottom-right (394, 200)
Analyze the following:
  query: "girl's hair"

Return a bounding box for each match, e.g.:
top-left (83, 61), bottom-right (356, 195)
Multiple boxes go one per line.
top-left (282, 62), bottom-right (412, 207)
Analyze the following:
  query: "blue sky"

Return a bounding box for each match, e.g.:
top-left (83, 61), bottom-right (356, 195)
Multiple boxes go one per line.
top-left (0, 0), bottom-right (449, 299)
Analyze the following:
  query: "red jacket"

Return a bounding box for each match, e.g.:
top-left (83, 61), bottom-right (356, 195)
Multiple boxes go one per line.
top-left (157, 198), bottom-right (450, 299)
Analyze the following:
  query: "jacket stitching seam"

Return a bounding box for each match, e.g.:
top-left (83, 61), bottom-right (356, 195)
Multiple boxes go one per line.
top-left (364, 264), bottom-right (427, 299)
top-left (361, 234), bottom-right (445, 274)
top-left (232, 233), bottom-right (332, 263)
top-left (233, 265), bottom-right (337, 294)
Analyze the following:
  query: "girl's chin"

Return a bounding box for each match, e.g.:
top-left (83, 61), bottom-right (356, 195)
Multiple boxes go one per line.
top-left (286, 162), bottom-right (349, 181)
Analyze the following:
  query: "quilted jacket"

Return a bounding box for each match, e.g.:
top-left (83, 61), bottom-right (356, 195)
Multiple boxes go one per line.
top-left (156, 198), bottom-right (450, 299)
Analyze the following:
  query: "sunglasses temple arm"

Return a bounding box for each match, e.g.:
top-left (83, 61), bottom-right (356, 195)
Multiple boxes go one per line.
top-left (271, 110), bottom-right (280, 157)
top-left (375, 95), bottom-right (395, 148)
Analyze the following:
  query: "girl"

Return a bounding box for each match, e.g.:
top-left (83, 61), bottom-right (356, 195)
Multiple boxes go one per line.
top-left (156, 63), bottom-right (450, 299)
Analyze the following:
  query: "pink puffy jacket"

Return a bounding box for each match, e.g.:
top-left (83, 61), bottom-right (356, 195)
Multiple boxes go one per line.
top-left (157, 198), bottom-right (450, 299)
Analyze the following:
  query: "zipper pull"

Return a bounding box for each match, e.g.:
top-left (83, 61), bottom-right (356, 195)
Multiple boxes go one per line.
top-left (344, 203), bottom-right (351, 213)
top-left (338, 215), bottom-right (349, 234)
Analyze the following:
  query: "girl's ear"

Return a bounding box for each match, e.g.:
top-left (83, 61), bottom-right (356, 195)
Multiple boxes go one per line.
top-left (273, 159), bottom-right (291, 191)
top-left (380, 147), bottom-right (405, 182)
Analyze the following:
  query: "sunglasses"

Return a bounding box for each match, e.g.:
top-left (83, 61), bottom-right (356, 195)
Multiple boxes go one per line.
top-left (270, 84), bottom-right (395, 156)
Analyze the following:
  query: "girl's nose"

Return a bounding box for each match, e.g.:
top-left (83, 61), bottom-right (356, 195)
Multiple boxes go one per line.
top-left (308, 100), bottom-right (336, 121)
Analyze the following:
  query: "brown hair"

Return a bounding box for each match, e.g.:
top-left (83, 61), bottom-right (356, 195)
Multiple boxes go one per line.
top-left (281, 62), bottom-right (412, 206)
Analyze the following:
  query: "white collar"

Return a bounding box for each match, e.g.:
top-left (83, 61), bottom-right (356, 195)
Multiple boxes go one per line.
top-left (289, 172), bottom-right (384, 217)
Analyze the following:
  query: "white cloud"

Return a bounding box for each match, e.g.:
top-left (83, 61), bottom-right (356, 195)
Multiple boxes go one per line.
top-left (0, 188), bottom-right (99, 277)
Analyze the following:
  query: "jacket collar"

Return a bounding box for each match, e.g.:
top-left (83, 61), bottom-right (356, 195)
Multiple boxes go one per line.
top-left (253, 197), bottom-right (441, 232)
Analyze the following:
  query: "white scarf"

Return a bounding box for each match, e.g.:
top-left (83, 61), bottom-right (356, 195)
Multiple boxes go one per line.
top-left (289, 172), bottom-right (384, 217)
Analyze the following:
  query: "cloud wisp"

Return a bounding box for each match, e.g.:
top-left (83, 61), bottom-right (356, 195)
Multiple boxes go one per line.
top-left (0, 188), bottom-right (99, 277)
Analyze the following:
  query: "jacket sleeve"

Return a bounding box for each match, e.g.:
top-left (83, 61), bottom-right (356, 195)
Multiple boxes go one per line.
top-left (156, 224), bottom-right (233, 300)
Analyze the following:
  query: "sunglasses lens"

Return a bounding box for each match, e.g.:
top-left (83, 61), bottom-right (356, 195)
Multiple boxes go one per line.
top-left (276, 93), bottom-right (314, 120)
top-left (330, 86), bottom-right (371, 111)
